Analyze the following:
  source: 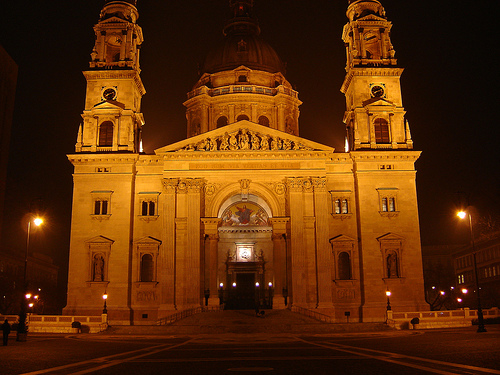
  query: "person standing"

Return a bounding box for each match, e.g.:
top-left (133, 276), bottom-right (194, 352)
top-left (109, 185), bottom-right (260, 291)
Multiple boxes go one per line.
top-left (2, 319), bottom-right (11, 345)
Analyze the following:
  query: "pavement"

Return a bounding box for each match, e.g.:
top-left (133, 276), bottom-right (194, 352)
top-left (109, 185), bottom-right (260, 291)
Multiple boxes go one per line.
top-left (105, 309), bottom-right (393, 335)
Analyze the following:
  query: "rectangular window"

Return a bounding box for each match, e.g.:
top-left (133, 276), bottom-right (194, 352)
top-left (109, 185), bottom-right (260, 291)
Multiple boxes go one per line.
top-left (94, 200), bottom-right (108, 215)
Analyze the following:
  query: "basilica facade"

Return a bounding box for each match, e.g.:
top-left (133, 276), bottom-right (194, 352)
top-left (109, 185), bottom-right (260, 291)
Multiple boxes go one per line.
top-left (63, 0), bottom-right (428, 324)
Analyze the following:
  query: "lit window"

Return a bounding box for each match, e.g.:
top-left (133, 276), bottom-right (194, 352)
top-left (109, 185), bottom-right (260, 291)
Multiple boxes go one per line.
top-left (389, 197), bottom-right (396, 212)
top-left (342, 199), bottom-right (349, 214)
top-left (335, 199), bottom-right (341, 214)
top-left (382, 198), bottom-right (388, 212)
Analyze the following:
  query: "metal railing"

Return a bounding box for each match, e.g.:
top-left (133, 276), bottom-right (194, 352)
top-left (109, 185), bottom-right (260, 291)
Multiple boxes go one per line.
top-left (156, 305), bottom-right (221, 326)
top-left (290, 305), bottom-right (335, 324)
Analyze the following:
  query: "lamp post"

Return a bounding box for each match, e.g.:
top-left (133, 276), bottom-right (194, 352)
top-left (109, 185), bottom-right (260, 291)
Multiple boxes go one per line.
top-left (102, 292), bottom-right (108, 314)
top-left (386, 289), bottom-right (392, 311)
top-left (17, 217), bottom-right (43, 341)
top-left (457, 210), bottom-right (487, 333)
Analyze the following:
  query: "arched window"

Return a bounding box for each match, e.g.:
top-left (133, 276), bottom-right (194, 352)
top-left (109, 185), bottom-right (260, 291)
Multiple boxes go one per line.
top-left (258, 116), bottom-right (270, 127)
top-left (374, 118), bottom-right (390, 143)
top-left (389, 197), bottom-right (396, 212)
top-left (386, 251), bottom-right (399, 278)
top-left (237, 114), bottom-right (249, 122)
top-left (285, 118), bottom-right (295, 135)
top-left (217, 116), bottom-right (228, 128)
top-left (334, 199), bottom-right (341, 214)
top-left (140, 254), bottom-right (154, 282)
top-left (338, 252), bottom-right (351, 280)
top-left (141, 201), bottom-right (156, 216)
top-left (382, 197), bottom-right (388, 212)
top-left (98, 121), bottom-right (113, 146)
top-left (342, 199), bottom-right (349, 214)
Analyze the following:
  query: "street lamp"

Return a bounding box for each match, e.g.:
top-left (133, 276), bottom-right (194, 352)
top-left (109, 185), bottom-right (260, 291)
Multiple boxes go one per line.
top-left (17, 216), bottom-right (43, 341)
top-left (102, 292), bottom-right (108, 314)
top-left (386, 289), bottom-right (392, 311)
top-left (457, 210), bottom-right (487, 333)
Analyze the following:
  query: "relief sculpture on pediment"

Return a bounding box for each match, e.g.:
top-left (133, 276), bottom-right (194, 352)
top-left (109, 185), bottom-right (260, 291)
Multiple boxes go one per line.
top-left (177, 129), bottom-right (313, 152)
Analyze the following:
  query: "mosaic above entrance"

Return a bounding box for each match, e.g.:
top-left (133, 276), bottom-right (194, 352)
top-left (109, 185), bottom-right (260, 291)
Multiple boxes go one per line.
top-left (221, 202), bottom-right (269, 226)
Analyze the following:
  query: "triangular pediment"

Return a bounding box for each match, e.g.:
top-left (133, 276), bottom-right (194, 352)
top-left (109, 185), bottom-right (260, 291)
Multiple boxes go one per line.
top-left (330, 234), bottom-right (356, 243)
top-left (155, 120), bottom-right (335, 154)
top-left (85, 235), bottom-right (114, 245)
top-left (376, 233), bottom-right (405, 243)
top-left (100, 16), bottom-right (129, 25)
top-left (135, 236), bottom-right (162, 245)
top-left (93, 100), bottom-right (125, 110)
top-left (362, 97), bottom-right (395, 108)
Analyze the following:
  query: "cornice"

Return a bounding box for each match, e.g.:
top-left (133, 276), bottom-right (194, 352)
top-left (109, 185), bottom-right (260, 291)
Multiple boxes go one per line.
top-left (349, 151), bottom-right (421, 162)
top-left (68, 153), bottom-right (139, 164)
top-left (83, 70), bottom-right (146, 96)
top-left (341, 67), bottom-right (404, 93)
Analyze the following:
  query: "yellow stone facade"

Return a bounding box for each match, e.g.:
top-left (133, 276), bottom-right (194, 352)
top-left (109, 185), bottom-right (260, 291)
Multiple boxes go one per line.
top-left (64, 0), bottom-right (428, 324)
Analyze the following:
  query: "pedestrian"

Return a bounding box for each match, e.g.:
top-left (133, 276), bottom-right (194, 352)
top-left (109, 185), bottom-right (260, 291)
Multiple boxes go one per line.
top-left (2, 319), bottom-right (11, 346)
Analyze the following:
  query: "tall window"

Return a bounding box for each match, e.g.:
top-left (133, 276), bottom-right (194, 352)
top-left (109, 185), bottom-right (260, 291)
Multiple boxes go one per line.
top-left (382, 198), bottom-right (388, 212)
top-left (140, 254), bottom-right (154, 282)
top-left (217, 116), bottom-right (228, 128)
top-left (338, 252), bottom-right (351, 280)
top-left (335, 199), bottom-right (341, 214)
top-left (98, 121), bottom-right (113, 146)
top-left (258, 115), bottom-right (270, 127)
top-left (142, 201), bottom-right (155, 216)
top-left (374, 118), bottom-right (390, 143)
top-left (94, 200), bottom-right (108, 215)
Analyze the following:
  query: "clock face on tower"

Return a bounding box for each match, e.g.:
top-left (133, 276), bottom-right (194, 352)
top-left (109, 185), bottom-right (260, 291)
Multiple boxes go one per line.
top-left (371, 85), bottom-right (385, 98)
top-left (106, 34), bottom-right (122, 47)
top-left (103, 88), bottom-right (117, 101)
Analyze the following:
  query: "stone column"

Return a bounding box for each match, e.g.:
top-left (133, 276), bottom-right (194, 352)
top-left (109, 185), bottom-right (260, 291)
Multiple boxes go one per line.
top-left (201, 218), bottom-right (221, 306)
top-left (286, 178), bottom-right (307, 306)
top-left (313, 177), bottom-right (333, 308)
top-left (159, 179), bottom-right (178, 314)
top-left (269, 217), bottom-right (289, 309)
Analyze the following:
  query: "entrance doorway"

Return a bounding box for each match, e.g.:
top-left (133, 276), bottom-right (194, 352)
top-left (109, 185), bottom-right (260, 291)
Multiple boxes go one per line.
top-left (226, 273), bottom-right (256, 310)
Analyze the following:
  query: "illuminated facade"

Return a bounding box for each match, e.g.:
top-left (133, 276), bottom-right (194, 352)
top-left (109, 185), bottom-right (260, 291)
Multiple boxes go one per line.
top-left (64, 0), bottom-right (427, 324)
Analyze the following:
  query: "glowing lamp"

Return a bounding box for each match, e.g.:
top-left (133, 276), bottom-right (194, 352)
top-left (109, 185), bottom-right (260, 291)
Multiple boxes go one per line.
top-left (457, 211), bottom-right (467, 219)
top-left (385, 290), bottom-right (391, 297)
top-left (33, 218), bottom-right (43, 226)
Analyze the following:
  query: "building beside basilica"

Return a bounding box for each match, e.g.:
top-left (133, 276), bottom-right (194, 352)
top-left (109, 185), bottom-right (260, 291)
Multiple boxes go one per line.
top-left (64, 0), bottom-right (428, 324)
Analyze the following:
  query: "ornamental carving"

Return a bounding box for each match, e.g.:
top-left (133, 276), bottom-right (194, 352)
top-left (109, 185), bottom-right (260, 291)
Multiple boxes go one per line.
top-left (312, 177), bottom-right (327, 192)
top-left (337, 288), bottom-right (355, 300)
top-left (177, 128), bottom-right (313, 152)
top-left (163, 178), bottom-right (179, 193)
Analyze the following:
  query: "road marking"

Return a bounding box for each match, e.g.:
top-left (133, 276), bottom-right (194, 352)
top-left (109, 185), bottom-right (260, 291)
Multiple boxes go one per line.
top-left (21, 339), bottom-right (194, 375)
top-left (297, 337), bottom-right (500, 375)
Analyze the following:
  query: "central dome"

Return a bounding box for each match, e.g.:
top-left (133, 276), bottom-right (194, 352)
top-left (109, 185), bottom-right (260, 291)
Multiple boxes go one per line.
top-left (201, 1), bottom-right (285, 75)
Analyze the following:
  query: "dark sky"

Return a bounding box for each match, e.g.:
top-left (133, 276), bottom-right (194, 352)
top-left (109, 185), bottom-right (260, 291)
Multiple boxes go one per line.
top-left (1, 0), bottom-right (498, 285)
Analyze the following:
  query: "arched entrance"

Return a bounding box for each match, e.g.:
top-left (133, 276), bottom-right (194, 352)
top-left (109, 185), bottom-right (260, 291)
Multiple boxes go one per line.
top-left (217, 197), bottom-right (274, 310)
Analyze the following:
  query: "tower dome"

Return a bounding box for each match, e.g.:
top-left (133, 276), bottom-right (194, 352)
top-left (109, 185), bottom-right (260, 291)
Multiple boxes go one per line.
top-left (201, 0), bottom-right (285, 75)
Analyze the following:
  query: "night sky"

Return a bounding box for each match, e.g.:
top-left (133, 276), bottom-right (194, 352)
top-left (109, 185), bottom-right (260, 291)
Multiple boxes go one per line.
top-left (1, 1), bottom-right (498, 291)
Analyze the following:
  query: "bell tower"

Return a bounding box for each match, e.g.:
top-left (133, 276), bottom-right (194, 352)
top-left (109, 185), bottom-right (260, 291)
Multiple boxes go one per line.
top-left (341, 0), bottom-right (412, 150)
top-left (76, 0), bottom-right (145, 153)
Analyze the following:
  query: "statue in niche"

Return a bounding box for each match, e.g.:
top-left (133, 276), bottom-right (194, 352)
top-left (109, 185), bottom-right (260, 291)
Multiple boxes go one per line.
top-left (260, 135), bottom-right (270, 150)
top-left (239, 129), bottom-right (250, 150)
top-left (387, 251), bottom-right (398, 278)
top-left (229, 133), bottom-right (238, 150)
top-left (93, 254), bottom-right (105, 281)
top-left (220, 132), bottom-right (229, 150)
